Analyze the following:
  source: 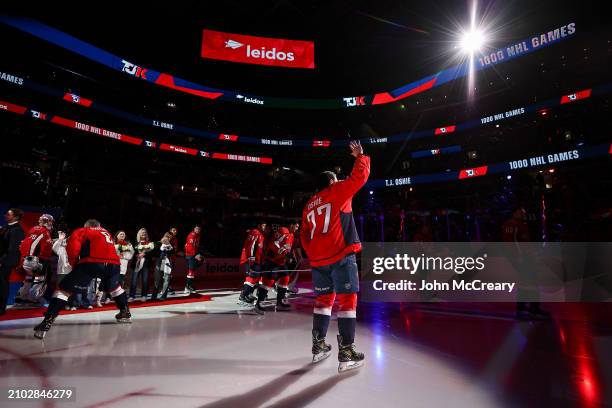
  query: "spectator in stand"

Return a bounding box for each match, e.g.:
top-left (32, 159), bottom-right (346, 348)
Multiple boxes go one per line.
top-left (129, 228), bottom-right (154, 301)
top-left (184, 225), bottom-right (203, 294)
top-left (0, 208), bottom-right (25, 315)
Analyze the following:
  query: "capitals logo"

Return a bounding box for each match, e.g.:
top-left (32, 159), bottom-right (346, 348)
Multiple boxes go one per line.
top-left (70, 94), bottom-right (80, 103)
top-left (343, 96), bottom-right (366, 107)
top-left (459, 166), bottom-right (488, 179)
top-left (431, 149), bottom-right (441, 155)
top-left (31, 110), bottom-right (46, 120)
top-left (121, 60), bottom-right (148, 79)
top-left (435, 125), bottom-right (456, 135)
top-left (560, 89), bottom-right (591, 104)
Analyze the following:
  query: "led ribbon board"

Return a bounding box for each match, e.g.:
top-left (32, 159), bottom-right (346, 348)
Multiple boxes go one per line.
top-left (2, 68), bottom-right (606, 150)
top-left (368, 144), bottom-right (611, 188)
top-left (0, 98), bottom-right (273, 165)
top-left (0, 17), bottom-right (577, 109)
top-left (201, 29), bottom-right (315, 69)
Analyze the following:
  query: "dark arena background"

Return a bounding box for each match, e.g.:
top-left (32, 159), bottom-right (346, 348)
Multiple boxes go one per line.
top-left (0, 1), bottom-right (611, 407)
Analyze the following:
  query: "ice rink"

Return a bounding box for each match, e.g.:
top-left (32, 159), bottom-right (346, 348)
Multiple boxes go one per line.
top-left (1, 290), bottom-right (610, 407)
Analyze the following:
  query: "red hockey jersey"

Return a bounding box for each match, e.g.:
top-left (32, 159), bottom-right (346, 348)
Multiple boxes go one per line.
top-left (501, 219), bottom-right (530, 242)
top-left (240, 228), bottom-right (265, 265)
top-left (264, 227), bottom-right (294, 266)
top-left (67, 227), bottom-right (120, 266)
top-left (184, 231), bottom-right (201, 256)
top-left (19, 226), bottom-right (53, 260)
top-left (300, 154), bottom-right (370, 266)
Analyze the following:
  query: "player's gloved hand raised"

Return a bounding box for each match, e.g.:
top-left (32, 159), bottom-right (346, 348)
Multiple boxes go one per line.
top-left (195, 254), bottom-right (204, 262)
top-left (349, 140), bottom-right (363, 157)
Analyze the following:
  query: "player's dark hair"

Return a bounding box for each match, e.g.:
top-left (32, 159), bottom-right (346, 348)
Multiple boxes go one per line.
top-left (315, 171), bottom-right (336, 192)
top-left (8, 208), bottom-right (24, 221)
top-left (84, 219), bottom-right (101, 228)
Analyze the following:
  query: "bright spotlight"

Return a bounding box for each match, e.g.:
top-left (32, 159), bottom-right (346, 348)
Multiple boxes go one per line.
top-left (460, 29), bottom-right (484, 53)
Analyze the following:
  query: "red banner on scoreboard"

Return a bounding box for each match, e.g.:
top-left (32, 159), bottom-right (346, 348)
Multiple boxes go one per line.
top-left (435, 125), bottom-right (456, 135)
top-left (201, 29), bottom-right (315, 69)
top-left (313, 140), bottom-right (331, 147)
top-left (50, 116), bottom-right (143, 145)
top-left (0, 100), bottom-right (27, 115)
top-left (219, 134), bottom-right (239, 142)
top-left (560, 89), bottom-right (592, 104)
top-left (63, 93), bottom-right (93, 107)
top-left (459, 166), bottom-right (488, 179)
top-left (159, 143), bottom-right (199, 156)
top-left (211, 153), bottom-right (273, 164)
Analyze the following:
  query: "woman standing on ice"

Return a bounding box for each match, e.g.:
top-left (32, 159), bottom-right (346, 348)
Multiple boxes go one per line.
top-left (129, 228), bottom-right (154, 301)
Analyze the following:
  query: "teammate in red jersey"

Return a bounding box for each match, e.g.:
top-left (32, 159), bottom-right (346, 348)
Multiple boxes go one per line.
top-left (16, 214), bottom-right (54, 305)
top-left (502, 207), bottom-right (550, 319)
top-left (33, 219), bottom-right (131, 339)
top-left (250, 226), bottom-right (294, 314)
top-left (184, 225), bottom-right (203, 293)
top-left (300, 140), bottom-right (369, 372)
top-left (238, 222), bottom-right (266, 305)
top-left (286, 222), bottom-right (303, 294)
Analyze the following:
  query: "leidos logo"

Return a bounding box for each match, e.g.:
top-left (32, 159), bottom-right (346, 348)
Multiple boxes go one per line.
top-left (225, 39), bottom-right (244, 49)
top-left (225, 38), bottom-right (295, 62)
top-left (121, 60), bottom-right (147, 79)
top-left (236, 94), bottom-right (264, 105)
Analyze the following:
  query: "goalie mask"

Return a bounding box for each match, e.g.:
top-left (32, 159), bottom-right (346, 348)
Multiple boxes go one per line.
top-left (39, 214), bottom-right (55, 230)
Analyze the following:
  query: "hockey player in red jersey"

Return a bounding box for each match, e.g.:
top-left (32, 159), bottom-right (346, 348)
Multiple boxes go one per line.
top-left (16, 214), bottom-right (54, 305)
top-left (238, 222), bottom-right (266, 305)
top-left (300, 140), bottom-right (369, 372)
top-left (502, 207), bottom-right (550, 319)
top-left (250, 226), bottom-right (294, 314)
top-left (33, 219), bottom-right (131, 339)
top-left (184, 225), bottom-right (203, 293)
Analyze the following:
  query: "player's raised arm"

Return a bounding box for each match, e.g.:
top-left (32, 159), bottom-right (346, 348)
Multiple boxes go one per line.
top-left (333, 141), bottom-right (371, 200)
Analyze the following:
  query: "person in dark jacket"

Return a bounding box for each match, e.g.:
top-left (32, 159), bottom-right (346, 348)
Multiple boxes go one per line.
top-left (0, 208), bottom-right (25, 314)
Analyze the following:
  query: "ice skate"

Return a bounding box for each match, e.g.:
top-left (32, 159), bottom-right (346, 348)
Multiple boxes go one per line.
top-left (337, 335), bottom-right (365, 373)
top-left (238, 294), bottom-right (255, 306)
top-left (33, 315), bottom-right (56, 339)
top-left (312, 329), bottom-right (332, 363)
top-left (275, 298), bottom-right (292, 312)
top-left (115, 307), bottom-right (132, 323)
top-left (253, 302), bottom-right (266, 315)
